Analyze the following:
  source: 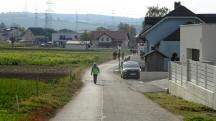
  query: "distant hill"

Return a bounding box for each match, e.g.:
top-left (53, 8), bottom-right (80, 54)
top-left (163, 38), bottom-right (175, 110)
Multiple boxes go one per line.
top-left (0, 12), bottom-right (143, 32)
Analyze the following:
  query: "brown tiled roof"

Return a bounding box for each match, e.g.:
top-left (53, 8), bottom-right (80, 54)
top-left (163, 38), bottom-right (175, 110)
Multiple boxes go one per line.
top-left (90, 31), bottom-right (128, 41)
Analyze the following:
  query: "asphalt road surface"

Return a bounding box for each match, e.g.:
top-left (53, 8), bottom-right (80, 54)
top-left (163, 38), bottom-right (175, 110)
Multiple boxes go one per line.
top-left (50, 60), bottom-right (181, 121)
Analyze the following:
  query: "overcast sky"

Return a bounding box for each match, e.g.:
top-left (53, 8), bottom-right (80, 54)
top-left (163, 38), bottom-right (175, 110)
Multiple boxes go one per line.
top-left (0, 0), bottom-right (216, 18)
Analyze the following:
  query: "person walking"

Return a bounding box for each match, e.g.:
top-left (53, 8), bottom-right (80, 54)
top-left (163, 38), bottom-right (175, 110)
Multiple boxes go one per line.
top-left (121, 52), bottom-right (125, 60)
top-left (91, 63), bottom-right (100, 84)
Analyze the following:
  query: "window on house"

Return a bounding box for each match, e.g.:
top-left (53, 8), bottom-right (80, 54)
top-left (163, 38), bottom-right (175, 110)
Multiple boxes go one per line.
top-left (74, 35), bottom-right (78, 39)
top-left (187, 48), bottom-right (200, 61)
top-left (192, 49), bottom-right (200, 61)
top-left (60, 35), bottom-right (66, 40)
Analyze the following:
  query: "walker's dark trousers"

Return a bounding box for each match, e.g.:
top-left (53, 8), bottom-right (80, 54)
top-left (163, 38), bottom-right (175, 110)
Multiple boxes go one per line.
top-left (93, 74), bottom-right (98, 84)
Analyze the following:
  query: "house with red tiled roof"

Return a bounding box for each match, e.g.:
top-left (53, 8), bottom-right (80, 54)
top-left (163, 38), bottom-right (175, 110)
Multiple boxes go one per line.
top-left (90, 30), bottom-right (129, 49)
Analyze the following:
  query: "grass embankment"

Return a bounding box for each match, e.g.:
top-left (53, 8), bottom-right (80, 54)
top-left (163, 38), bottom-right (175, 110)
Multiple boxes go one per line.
top-left (0, 50), bottom-right (112, 121)
top-left (144, 92), bottom-right (216, 121)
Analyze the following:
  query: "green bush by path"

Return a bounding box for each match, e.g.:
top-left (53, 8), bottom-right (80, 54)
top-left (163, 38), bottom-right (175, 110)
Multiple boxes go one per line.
top-left (0, 111), bottom-right (20, 121)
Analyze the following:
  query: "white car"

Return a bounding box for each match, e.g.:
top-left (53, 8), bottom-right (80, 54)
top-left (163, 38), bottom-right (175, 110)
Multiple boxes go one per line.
top-left (121, 61), bottom-right (141, 79)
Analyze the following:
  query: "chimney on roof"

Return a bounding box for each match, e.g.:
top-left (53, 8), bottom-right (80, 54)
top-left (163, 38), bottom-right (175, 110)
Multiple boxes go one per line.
top-left (174, 2), bottom-right (181, 9)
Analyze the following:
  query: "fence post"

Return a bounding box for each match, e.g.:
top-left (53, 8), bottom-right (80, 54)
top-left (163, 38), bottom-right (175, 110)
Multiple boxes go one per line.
top-left (196, 61), bottom-right (198, 85)
top-left (205, 63), bottom-right (207, 89)
top-left (36, 76), bottom-right (39, 96)
top-left (214, 66), bottom-right (216, 93)
top-left (168, 61), bottom-right (171, 80)
top-left (187, 60), bottom-right (190, 81)
top-left (175, 63), bottom-right (177, 83)
top-left (181, 64), bottom-right (183, 86)
top-left (70, 70), bottom-right (72, 81)
top-left (16, 94), bottom-right (20, 112)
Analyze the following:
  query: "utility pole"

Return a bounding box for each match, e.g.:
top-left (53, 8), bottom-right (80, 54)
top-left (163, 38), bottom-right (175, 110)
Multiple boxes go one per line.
top-left (34, 8), bottom-right (38, 27)
top-left (45, 0), bottom-right (53, 29)
top-left (118, 46), bottom-right (121, 71)
top-left (75, 11), bottom-right (79, 32)
top-left (111, 9), bottom-right (115, 30)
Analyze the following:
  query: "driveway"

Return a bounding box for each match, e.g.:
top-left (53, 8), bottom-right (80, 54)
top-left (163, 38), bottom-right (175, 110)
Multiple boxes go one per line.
top-left (50, 60), bottom-right (181, 121)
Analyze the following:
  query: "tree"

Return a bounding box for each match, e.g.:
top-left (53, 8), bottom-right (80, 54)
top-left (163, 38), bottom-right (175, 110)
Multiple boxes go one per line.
top-left (128, 26), bottom-right (137, 48)
top-left (80, 30), bottom-right (91, 41)
top-left (145, 6), bottom-right (170, 17)
top-left (118, 23), bottom-right (130, 32)
top-left (44, 28), bottom-right (57, 41)
top-left (0, 22), bottom-right (6, 28)
top-left (10, 23), bottom-right (21, 28)
top-left (96, 27), bottom-right (109, 31)
top-left (118, 23), bottom-right (137, 48)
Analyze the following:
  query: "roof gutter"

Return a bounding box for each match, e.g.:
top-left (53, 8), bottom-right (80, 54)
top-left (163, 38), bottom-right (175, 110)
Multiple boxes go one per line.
top-left (140, 16), bottom-right (205, 37)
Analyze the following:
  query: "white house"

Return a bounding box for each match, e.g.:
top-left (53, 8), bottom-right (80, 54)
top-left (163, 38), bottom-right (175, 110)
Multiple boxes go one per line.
top-left (180, 24), bottom-right (216, 64)
top-left (52, 31), bottom-right (81, 47)
top-left (138, 2), bottom-right (216, 71)
top-left (90, 30), bottom-right (128, 49)
top-left (169, 23), bottom-right (216, 110)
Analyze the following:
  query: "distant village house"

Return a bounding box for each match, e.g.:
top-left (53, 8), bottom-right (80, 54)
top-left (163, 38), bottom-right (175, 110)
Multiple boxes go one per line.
top-left (52, 30), bottom-right (81, 48)
top-left (90, 30), bottom-right (129, 49)
top-left (23, 27), bottom-right (48, 46)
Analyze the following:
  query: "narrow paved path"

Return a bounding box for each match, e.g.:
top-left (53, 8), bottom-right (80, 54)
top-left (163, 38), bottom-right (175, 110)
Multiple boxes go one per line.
top-left (50, 60), bottom-right (181, 121)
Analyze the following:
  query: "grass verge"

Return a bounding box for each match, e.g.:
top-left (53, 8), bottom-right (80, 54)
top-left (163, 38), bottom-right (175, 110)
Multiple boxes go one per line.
top-left (20, 67), bottom-right (84, 121)
top-left (144, 92), bottom-right (216, 121)
top-left (0, 67), bottom-right (83, 121)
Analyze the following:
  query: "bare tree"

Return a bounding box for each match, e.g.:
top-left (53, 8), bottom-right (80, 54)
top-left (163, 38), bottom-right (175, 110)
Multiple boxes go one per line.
top-left (118, 23), bottom-right (137, 48)
top-left (145, 6), bottom-right (170, 17)
top-left (80, 30), bottom-right (91, 41)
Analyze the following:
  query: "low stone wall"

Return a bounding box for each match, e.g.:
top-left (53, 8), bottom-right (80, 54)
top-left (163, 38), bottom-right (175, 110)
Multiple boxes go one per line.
top-left (140, 72), bottom-right (168, 81)
top-left (169, 80), bottom-right (216, 109)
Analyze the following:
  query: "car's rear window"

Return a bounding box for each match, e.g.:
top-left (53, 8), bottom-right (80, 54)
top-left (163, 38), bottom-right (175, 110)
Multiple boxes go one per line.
top-left (123, 63), bottom-right (139, 68)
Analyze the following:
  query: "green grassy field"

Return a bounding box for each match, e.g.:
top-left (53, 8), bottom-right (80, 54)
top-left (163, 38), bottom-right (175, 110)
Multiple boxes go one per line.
top-left (0, 78), bottom-right (51, 110)
top-left (0, 50), bottom-right (112, 121)
top-left (144, 92), bottom-right (216, 121)
top-left (0, 50), bottom-right (111, 65)
top-left (0, 78), bottom-right (51, 121)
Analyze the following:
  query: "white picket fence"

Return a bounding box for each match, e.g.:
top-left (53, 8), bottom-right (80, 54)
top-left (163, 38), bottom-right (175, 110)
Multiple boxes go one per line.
top-left (169, 60), bottom-right (216, 92)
